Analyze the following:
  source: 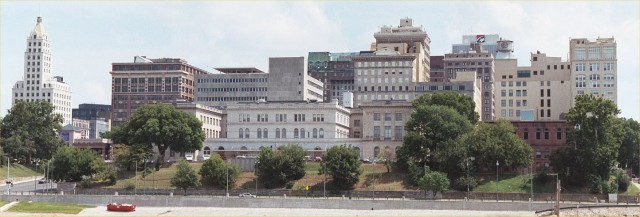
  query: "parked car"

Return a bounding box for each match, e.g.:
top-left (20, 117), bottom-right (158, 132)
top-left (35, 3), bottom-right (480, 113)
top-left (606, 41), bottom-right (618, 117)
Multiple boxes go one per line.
top-left (203, 155), bottom-right (211, 160)
top-left (313, 157), bottom-right (322, 162)
top-left (185, 154), bottom-right (194, 161)
top-left (235, 155), bottom-right (247, 159)
top-left (239, 193), bottom-right (256, 198)
top-left (38, 178), bottom-right (49, 184)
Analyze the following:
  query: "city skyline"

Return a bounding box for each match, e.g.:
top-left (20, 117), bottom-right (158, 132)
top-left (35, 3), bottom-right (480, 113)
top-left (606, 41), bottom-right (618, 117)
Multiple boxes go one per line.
top-left (2, 1), bottom-right (639, 119)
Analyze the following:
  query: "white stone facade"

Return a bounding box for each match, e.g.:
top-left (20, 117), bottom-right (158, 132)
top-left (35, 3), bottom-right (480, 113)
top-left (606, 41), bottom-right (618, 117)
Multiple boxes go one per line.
top-left (569, 38), bottom-right (617, 105)
top-left (12, 17), bottom-right (72, 125)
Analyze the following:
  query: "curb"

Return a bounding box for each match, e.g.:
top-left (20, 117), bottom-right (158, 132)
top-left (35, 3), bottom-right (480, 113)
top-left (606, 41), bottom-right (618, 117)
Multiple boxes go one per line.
top-left (0, 201), bottom-right (19, 212)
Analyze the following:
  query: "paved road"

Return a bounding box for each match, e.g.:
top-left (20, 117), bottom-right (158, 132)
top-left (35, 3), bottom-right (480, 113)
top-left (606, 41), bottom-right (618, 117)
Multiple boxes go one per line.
top-left (1, 179), bottom-right (57, 194)
top-left (1, 206), bottom-right (536, 216)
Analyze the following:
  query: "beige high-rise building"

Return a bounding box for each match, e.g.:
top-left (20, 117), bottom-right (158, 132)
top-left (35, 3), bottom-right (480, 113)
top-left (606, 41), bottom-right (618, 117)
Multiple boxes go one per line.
top-left (569, 38), bottom-right (617, 105)
top-left (495, 52), bottom-right (572, 121)
top-left (352, 18), bottom-right (430, 106)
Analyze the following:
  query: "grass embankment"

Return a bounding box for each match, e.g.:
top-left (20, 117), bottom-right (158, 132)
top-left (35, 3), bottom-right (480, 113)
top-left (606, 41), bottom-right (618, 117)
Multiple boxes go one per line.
top-left (0, 200), bottom-right (7, 207)
top-left (8, 202), bottom-right (94, 214)
top-left (109, 162), bottom-right (204, 189)
top-left (624, 183), bottom-right (639, 195)
top-left (474, 174), bottom-right (556, 193)
top-left (0, 164), bottom-right (41, 179)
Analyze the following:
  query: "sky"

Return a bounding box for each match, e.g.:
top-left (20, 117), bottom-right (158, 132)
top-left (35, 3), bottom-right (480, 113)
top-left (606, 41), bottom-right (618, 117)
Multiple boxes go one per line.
top-left (1, 1), bottom-right (639, 119)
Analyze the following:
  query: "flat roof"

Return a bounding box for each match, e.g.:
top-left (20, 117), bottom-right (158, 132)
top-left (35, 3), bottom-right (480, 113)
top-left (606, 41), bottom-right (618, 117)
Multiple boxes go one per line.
top-left (214, 67), bottom-right (266, 74)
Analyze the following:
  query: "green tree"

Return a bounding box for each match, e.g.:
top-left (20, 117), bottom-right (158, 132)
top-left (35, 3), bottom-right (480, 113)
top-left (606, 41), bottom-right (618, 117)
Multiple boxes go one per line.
top-left (419, 170), bottom-right (450, 197)
top-left (412, 92), bottom-right (479, 124)
top-left (199, 154), bottom-right (240, 188)
top-left (1, 101), bottom-right (65, 163)
top-left (377, 147), bottom-right (393, 173)
top-left (50, 147), bottom-right (106, 182)
top-left (324, 145), bottom-right (362, 190)
top-left (561, 94), bottom-right (623, 184)
top-left (109, 104), bottom-right (205, 171)
top-left (458, 120), bottom-right (533, 172)
top-left (396, 105), bottom-right (472, 171)
top-left (171, 160), bottom-right (200, 195)
top-left (110, 144), bottom-right (151, 171)
top-left (255, 144), bottom-right (306, 188)
top-left (617, 118), bottom-right (639, 175)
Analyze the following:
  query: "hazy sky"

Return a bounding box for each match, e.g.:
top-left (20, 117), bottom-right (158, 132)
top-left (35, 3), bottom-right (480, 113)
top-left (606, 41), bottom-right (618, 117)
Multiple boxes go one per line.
top-left (2, 1), bottom-right (639, 119)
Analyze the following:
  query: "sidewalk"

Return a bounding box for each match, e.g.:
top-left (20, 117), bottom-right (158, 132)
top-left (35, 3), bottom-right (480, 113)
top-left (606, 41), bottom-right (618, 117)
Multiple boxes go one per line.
top-left (0, 176), bottom-right (43, 187)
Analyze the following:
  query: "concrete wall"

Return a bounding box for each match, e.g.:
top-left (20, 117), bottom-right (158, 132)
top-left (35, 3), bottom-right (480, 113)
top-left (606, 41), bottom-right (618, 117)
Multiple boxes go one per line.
top-left (0, 194), bottom-right (594, 211)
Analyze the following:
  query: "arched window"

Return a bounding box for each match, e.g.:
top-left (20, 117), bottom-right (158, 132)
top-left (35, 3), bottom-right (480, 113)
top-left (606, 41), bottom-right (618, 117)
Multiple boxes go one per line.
top-left (263, 128), bottom-right (268, 138)
top-left (314, 146), bottom-right (322, 150)
top-left (245, 128), bottom-right (249, 138)
top-left (257, 128), bottom-right (262, 138)
top-left (374, 146), bottom-right (380, 158)
top-left (301, 128), bottom-right (306, 139)
top-left (319, 128), bottom-right (324, 138)
top-left (282, 128), bottom-right (287, 138)
top-left (294, 128), bottom-right (299, 138)
top-left (313, 128), bottom-right (318, 138)
top-left (203, 147), bottom-right (211, 155)
top-left (276, 128), bottom-right (281, 138)
top-left (218, 146), bottom-right (225, 150)
top-left (241, 146), bottom-right (248, 150)
top-left (239, 128), bottom-right (244, 138)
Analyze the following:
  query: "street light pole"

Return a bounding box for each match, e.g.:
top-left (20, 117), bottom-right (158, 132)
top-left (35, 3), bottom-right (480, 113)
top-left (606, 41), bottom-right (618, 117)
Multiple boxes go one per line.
top-left (323, 161), bottom-right (326, 198)
top-left (226, 162), bottom-right (229, 197)
top-left (530, 163), bottom-right (533, 200)
top-left (496, 161), bottom-right (499, 202)
top-left (466, 161), bottom-right (469, 197)
top-left (34, 161), bottom-right (39, 195)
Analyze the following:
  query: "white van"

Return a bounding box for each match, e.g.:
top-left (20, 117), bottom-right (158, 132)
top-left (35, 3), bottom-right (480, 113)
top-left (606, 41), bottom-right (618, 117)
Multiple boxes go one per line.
top-left (185, 154), bottom-right (194, 161)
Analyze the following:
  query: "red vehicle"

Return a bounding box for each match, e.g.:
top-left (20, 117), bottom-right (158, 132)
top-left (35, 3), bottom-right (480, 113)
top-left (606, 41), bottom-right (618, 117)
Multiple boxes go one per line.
top-left (107, 203), bottom-right (136, 212)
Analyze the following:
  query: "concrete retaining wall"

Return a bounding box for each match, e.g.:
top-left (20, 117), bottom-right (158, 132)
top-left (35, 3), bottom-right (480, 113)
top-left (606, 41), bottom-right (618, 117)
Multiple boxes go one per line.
top-left (0, 195), bottom-right (582, 211)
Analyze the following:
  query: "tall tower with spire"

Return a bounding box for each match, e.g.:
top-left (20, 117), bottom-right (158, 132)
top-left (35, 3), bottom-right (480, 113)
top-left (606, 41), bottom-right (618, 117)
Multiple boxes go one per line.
top-left (12, 17), bottom-right (73, 125)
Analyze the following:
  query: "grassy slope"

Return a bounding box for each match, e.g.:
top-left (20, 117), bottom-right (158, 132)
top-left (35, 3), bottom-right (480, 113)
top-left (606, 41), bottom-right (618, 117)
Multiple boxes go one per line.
top-left (0, 164), bottom-right (41, 179)
top-left (474, 174), bottom-right (556, 193)
top-left (8, 202), bottom-right (94, 214)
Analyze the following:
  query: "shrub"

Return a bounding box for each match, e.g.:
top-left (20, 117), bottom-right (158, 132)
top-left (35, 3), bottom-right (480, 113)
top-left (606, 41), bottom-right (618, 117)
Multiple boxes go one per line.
top-left (79, 176), bottom-right (92, 188)
top-left (124, 181), bottom-right (136, 190)
top-left (285, 181), bottom-right (294, 189)
top-left (615, 169), bottom-right (630, 192)
top-left (453, 176), bottom-right (478, 191)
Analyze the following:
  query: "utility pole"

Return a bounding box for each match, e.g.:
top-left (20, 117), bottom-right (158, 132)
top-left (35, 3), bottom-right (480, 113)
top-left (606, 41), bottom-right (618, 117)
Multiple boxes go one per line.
top-left (226, 162), bottom-right (229, 197)
top-left (496, 161), bottom-right (499, 202)
top-left (555, 179), bottom-right (561, 217)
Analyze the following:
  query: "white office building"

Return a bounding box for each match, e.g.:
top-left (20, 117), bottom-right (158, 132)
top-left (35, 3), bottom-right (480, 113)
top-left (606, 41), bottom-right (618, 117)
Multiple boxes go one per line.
top-left (12, 17), bottom-right (72, 125)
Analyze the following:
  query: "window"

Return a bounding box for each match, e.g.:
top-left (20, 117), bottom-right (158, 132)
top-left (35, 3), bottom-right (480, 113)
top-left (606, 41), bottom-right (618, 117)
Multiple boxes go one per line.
top-left (603, 63), bottom-right (614, 71)
top-left (301, 128), bottom-right (306, 139)
top-left (257, 114), bottom-right (268, 122)
top-left (603, 47), bottom-right (614, 59)
top-left (557, 129), bottom-right (562, 140)
top-left (245, 128), bottom-right (249, 138)
top-left (523, 129), bottom-right (529, 140)
top-left (239, 128), bottom-right (244, 138)
top-left (373, 113), bottom-right (381, 121)
top-left (276, 114), bottom-right (287, 122)
top-left (576, 74), bottom-right (586, 81)
top-left (373, 126), bottom-right (381, 139)
top-left (574, 48), bottom-right (586, 60)
top-left (501, 100), bottom-right (506, 107)
top-left (276, 128), bottom-right (281, 138)
top-left (588, 47), bottom-right (600, 60)
top-left (395, 126), bottom-right (403, 140)
top-left (294, 128), bottom-right (299, 138)
top-left (354, 120), bottom-right (361, 127)
top-left (319, 128), bottom-right (324, 138)
top-left (294, 114), bottom-right (306, 122)
top-left (257, 128), bottom-right (262, 138)
top-left (395, 113), bottom-right (402, 121)
top-left (501, 90), bottom-right (506, 97)
top-left (384, 113), bottom-right (392, 121)
top-left (589, 63), bottom-right (599, 71)
top-left (313, 128), bottom-right (318, 138)
top-left (509, 90), bottom-right (513, 97)
top-left (263, 128), bottom-right (268, 138)
top-left (384, 126), bottom-right (391, 140)
top-left (282, 128), bottom-right (287, 138)
top-left (575, 64), bottom-right (586, 71)
top-left (536, 129), bottom-right (541, 140)
top-left (544, 128), bottom-right (549, 140)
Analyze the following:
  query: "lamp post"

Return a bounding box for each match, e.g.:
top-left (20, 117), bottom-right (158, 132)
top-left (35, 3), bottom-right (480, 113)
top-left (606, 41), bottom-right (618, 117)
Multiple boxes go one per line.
top-left (226, 160), bottom-right (229, 197)
top-left (496, 161), bottom-right (499, 202)
top-left (372, 160), bottom-right (376, 200)
top-left (34, 161), bottom-right (39, 194)
top-left (530, 163), bottom-right (533, 200)
top-left (323, 160), bottom-right (326, 198)
top-left (255, 160), bottom-right (258, 197)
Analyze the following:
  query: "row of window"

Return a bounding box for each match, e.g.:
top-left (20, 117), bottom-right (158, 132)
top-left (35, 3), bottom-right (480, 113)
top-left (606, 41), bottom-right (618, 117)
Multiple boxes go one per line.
top-left (238, 128), bottom-right (327, 139)
top-left (356, 61), bottom-right (413, 68)
top-left (373, 112), bottom-right (403, 121)
top-left (114, 77), bottom-right (183, 84)
top-left (196, 96), bottom-right (267, 102)
top-left (574, 63), bottom-right (615, 71)
top-left (196, 77), bottom-right (268, 84)
top-left (573, 47), bottom-right (615, 60)
top-left (575, 81), bottom-right (615, 88)
top-left (357, 85), bottom-right (410, 92)
top-left (575, 74), bottom-right (615, 81)
top-left (501, 81), bottom-right (528, 87)
top-left (500, 99), bottom-right (529, 107)
top-left (357, 77), bottom-right (409, 84)
top-left (372, 126), bottom-right (403, 140)
top-left (500, 89), bottom-right (528, 97)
